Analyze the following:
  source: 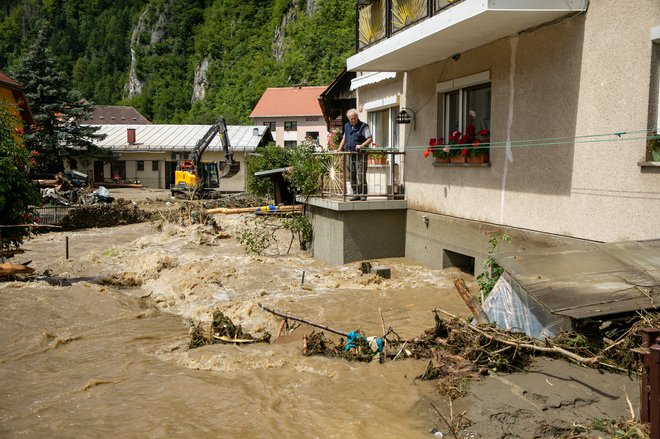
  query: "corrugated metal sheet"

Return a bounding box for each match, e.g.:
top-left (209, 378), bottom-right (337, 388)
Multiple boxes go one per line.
top-left (493, 240), bottom-right (660, 319)
top-left (89, 124), bottom-right (269, 153)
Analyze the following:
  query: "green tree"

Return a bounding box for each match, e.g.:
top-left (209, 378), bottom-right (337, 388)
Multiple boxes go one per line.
top-left (11, 25), bottom-right (109, 173)
top-left (0, 100), bottom-right (40, 251)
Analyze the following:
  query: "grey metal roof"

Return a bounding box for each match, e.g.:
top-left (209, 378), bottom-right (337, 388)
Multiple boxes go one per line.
top-left (89, 124), bottom-right (271, 153)
top-left (494, 240), bottom-right (660, 319)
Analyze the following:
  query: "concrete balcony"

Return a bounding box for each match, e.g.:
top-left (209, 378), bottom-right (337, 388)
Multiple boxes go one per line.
top-left (348, 0), bottom-right (589, 72)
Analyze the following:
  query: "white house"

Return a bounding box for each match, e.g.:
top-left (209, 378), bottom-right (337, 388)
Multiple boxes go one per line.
top-left (250, 86), bottom-right (329, 148)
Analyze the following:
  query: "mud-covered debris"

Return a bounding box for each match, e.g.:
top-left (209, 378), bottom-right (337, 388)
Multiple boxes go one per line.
top-left (303, 331), bottom-right (381, 362)
top-left (58, 200), bottom-right (154, 230)
top-left (189, 310), bottom-right (270, 349)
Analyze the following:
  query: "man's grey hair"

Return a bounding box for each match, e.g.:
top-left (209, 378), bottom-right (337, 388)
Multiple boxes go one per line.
top-left (346, 108), bottom-right (358, 117)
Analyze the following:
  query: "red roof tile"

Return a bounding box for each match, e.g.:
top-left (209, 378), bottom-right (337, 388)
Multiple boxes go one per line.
top-left (250, 86), bottom-right (326, 118)
top-left (0, 70), bottom-right (22, 89)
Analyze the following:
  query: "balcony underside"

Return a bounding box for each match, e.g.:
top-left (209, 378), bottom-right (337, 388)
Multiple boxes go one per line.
top-left (347, 0), bottom-right (588, 72)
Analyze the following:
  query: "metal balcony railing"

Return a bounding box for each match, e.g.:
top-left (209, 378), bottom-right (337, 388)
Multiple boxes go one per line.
top-left (356, 0), bottom-right (464, 51)
top-left (316, 150), bottom-right (405, 201)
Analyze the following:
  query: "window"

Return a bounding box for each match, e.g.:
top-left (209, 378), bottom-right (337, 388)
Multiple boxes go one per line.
top-left (368, 107), bottom-right (399, 149)
top-left (137, 160), bottom-right (144, 171)
top-left (110, 161), bottom-right (126, 180)
top-left (441, 84), bottom-right (491, 136)
top-left (263, 121), bottom-right (276, 131)
top-left (152, 160), bottom-right (159, 171)
top-left (437, 72), bottom-right (491, 145)
top-left (284, 140), bottom-right (297, 148)
top-left (305, 131), bottom-right (319, 143)
top-left (284, 121), bottom-right (297, 131)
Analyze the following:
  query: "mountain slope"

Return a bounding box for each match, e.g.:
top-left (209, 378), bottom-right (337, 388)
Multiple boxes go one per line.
top-left (0, 0), bottom-right (354, 123)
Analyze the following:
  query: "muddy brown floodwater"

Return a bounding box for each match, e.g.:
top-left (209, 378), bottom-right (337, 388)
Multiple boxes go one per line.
top-left (1, 215), bottom-right (640, 438)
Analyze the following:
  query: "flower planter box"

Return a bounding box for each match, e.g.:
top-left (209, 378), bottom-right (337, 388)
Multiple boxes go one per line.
top-left (466, 153), bottom-right (489, 164)
top-left (435, 157), bottom-right (450, 164)
top-left (368, 157), bottom-right (387, 165)
top-left (450, 155), bottom-right (467, 163)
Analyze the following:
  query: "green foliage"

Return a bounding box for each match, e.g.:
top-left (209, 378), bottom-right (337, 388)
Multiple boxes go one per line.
top-left (1, 0), bottom-right (355, 123)
top-left (10, 25), bottom-right (109, 172)
top-left (282, 212), bottom-right (312, 251)
top-left (236, 216), bottom-right (278, 255)
top-left (246, 143), bottom-right (291, 197)
top-left (0, 101), bottom-right (40, 250)
top-left (476, 233), bottom-right (511, 301)
top-left (284, 140), bottom-right (326, 199)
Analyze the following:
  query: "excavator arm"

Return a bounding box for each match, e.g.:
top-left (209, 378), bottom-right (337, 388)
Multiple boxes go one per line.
top-left (216, 117), bottom-right (240, 178)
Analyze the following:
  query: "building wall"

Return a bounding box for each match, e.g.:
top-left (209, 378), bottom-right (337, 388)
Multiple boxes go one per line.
top-left (253, 116), bottom-right (328, 147)
top-left (353, 0), bottom-right (659, 270)
top-left (374, 1), bottom-right (659, 244)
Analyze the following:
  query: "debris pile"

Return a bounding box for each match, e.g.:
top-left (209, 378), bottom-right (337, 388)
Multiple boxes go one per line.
top-left (58, 199), bottom-right (154, 230)
top-left (189, 310), bottom-right (270, 349)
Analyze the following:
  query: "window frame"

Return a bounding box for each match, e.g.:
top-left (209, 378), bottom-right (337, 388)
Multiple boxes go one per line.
top-left (436, 71), bottom-right (491, 162)
top-left (137, 160), bottom-right (144, 171)
top-left (284, 121), bottom-right (297, 131)
top-left (368, 107), bottom-right (399, 149)
top-left (263, 121), bottom-right (276, 132)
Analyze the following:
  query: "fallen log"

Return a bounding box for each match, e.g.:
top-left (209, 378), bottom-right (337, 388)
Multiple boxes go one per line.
top-left (258, 303), bottom-right (348, 337)
top-left (434, 308), bottom-right (600, 367)
top-left (0, 262), bottom-right (35, 276)
top-left (207, 205), bottom-right (303, 215)
top-left (454, 278), bottom-right (490, 324)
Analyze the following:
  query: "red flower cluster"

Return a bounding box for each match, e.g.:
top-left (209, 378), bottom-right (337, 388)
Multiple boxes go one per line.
top-left (424, 126), bottom-right (490, 160)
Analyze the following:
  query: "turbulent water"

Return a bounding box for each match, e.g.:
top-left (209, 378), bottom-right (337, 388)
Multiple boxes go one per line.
top-left (1, 218), bottom-right (474, 438)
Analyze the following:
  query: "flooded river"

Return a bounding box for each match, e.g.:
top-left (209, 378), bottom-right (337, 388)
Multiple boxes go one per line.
top-left (1, 219), bottom-right (474, 438)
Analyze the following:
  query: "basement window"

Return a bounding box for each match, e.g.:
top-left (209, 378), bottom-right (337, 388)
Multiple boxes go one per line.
top-left (443, 249), bottom-right (475, 275)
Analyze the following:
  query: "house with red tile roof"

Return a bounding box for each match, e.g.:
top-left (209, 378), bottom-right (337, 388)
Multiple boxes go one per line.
top-left (0, 70), bottom-right (34, 126)
top-left (250, 86), bottom-right (328, 148)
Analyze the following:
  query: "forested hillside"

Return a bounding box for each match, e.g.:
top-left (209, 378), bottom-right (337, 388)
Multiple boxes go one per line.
top-left (0, 0), bottom-right (355, 124)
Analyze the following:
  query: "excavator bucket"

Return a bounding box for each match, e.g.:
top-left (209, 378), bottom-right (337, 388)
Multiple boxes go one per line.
top-left (221, 161), bottom-right (241, 179)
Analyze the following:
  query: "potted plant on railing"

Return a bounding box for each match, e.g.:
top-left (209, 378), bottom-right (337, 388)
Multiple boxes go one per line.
top-left (648, 130), bottom-right (660, 162)
top-left (366, 143), bottom-right (388, 164)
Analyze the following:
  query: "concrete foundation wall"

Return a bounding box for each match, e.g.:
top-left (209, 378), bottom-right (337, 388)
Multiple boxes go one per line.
top-left (308, 204), bottom-right (406, 265)
top-left (405, 209), bottom-right (593, 277)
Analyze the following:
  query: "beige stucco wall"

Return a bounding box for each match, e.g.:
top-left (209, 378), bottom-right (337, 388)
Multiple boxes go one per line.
top-left (361, 0), bottom-right (660, 243)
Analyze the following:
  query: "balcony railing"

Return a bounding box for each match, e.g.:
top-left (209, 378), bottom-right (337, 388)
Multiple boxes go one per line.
top-left (356, 0), bottom-right (463, 51)
top-left (316, 150), bottom-right (405, 201)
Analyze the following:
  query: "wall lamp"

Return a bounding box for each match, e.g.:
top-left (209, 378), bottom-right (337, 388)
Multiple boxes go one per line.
top-left (396, 107), bottom-right (416, 129)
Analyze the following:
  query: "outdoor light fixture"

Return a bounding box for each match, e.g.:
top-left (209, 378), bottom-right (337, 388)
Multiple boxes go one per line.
top-left (396, 107), bottom-right (415, 127)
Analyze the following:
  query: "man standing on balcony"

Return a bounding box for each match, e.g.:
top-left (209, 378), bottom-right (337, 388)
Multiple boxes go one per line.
top-left (338, 108), bottom-right (372, 201)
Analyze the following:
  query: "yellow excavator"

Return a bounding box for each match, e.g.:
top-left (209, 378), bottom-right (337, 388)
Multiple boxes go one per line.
top-left (171, 117), bottom-right (240, 198)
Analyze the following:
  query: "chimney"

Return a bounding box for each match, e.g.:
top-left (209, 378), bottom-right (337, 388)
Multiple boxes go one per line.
top-left (127, 128), bottom-right (136, 144)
